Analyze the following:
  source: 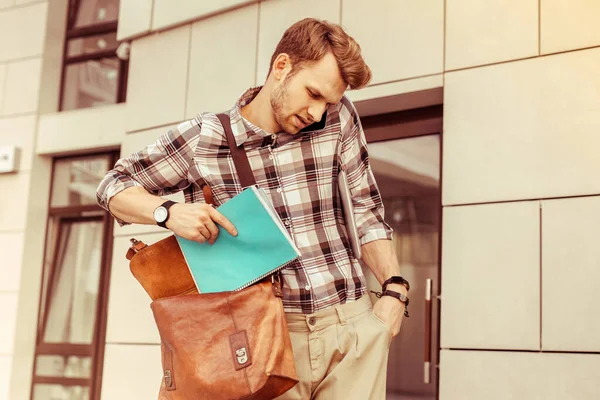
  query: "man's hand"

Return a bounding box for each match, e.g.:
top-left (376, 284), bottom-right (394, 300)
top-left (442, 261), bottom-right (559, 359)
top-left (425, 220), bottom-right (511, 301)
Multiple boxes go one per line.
top-left (372, 283), bottom-right (407, 337)
top-left (166, 203), bottom-right (237, 244)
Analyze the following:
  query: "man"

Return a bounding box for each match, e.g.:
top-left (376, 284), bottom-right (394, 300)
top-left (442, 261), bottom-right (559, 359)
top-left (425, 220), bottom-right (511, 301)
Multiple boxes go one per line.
top-left (97, 18), bottom-right (409, 399)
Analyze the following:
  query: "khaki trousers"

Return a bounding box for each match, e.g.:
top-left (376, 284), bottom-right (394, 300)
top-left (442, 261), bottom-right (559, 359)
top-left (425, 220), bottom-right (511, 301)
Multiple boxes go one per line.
top-left (275, 296), bottom-right (391, 400)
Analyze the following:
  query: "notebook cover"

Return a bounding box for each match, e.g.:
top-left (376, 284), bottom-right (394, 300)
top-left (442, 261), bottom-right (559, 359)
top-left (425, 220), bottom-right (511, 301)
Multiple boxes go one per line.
top-left (175, 186), bottom-right (300, 293)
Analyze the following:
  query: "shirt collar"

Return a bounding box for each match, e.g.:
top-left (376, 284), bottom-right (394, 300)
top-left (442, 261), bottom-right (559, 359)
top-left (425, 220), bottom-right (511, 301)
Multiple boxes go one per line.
top-left (228, 87), bottom-right (271, 147)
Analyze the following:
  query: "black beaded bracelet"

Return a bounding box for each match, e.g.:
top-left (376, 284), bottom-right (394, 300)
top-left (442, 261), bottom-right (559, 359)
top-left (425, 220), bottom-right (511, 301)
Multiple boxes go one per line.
top-left (370, 289), bottom-right (410, 318)
top-left (382, 276), bottom-right (410, 292)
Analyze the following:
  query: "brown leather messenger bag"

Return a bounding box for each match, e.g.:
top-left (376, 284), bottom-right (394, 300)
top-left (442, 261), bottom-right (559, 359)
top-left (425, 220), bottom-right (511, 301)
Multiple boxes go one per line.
top-left (125, 114), bottom-right (298, 399)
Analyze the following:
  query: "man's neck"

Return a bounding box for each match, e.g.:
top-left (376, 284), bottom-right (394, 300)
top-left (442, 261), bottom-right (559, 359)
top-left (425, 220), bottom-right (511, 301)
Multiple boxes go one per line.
top-left (239, 88), bottom-right (280, 134)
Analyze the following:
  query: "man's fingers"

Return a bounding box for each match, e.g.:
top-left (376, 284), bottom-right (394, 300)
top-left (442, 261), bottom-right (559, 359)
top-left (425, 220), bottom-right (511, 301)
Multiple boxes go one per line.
top-left (208, 207), bottom-right (238, 237)
top-left (204, 220), bottom-right (220, 244)
top-left (196, 225), bottom-right (212, 243)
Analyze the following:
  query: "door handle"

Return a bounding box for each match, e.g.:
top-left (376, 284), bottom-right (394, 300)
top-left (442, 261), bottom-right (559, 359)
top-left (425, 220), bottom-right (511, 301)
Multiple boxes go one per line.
top-left (424, 278), bottom-right (432, 384)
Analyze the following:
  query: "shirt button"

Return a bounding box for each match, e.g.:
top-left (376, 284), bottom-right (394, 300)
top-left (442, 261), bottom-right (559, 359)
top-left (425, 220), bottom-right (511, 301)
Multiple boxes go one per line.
top-left (305, 284), bottom-right (311, 291)
top-left (271, 134), bottom-right (276, 140)
top-left (276, 187), bottom-right (282, 193)
top-left (308, 317), bottom-right (316, 325)
top-left (284, 219), bottom-right (290, 226)
top-left (268, 155), bottom-right (273, 160)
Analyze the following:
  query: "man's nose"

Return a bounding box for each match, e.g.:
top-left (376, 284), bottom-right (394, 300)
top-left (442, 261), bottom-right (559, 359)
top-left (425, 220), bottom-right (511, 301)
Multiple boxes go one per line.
top-left (308, 103), bottom-right (326, 123)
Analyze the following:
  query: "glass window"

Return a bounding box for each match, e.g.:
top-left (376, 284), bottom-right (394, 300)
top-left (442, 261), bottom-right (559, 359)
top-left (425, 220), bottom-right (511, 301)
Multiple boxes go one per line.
top-left (61, 0), bottom-right (127, 111)
top-left (51, 155), bottom-right (112, 207)
top-left (67, 32), bottom-right (119, 57)
top-left (33, 152), bottom-right (117, 400)
top-left (43, 219), bottom-right (103, 344)
top-left (61, 58), bottom-right (120, 111)
top-left (35, 355), bottom-right (92, 378)
top-left (32, 384), bottom-right (89, 400)
top-left (73, 0), bottom-right (119, 27)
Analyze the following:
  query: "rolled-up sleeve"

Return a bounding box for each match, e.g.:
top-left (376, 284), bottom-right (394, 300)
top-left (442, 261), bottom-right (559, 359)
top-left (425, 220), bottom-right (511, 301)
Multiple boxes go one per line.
top-left (96, 119), bottom-right (201, 226)
top-left (339, 97), bottom-right (393, 244)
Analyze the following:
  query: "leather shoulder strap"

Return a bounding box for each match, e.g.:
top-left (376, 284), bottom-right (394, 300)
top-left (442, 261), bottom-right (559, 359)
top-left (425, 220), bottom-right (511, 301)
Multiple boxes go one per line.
top-left (216, 113), bottom-right (256, 188)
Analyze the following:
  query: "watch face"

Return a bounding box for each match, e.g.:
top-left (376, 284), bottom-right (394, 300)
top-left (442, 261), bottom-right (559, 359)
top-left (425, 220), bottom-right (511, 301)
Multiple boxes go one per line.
top-left (154, 206), bottom-right (168, 223)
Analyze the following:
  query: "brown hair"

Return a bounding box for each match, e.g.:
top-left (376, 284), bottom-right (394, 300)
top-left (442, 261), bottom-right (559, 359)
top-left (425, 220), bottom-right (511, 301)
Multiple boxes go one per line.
top-left (268, 18), bottom-right (372, 90)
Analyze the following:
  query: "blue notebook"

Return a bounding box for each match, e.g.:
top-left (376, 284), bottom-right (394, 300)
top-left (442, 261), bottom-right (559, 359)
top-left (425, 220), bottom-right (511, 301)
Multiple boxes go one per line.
top-left (175, 186), bottom-right (301, 293)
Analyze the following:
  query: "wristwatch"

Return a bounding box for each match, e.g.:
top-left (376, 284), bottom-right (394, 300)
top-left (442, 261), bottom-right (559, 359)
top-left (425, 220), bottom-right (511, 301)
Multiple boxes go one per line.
top-left (153, 200), bottom-right (176, 228)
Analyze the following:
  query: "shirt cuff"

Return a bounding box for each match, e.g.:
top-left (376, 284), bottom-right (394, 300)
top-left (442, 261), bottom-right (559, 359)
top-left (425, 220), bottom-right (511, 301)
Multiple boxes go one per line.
top-left (359, 228), bottom-right (393, 245)
top-left (104, 180), bottom-right (143, 227)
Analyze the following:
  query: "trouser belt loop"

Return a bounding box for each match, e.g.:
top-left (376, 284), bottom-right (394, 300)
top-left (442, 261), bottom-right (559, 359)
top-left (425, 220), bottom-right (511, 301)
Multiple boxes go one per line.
top-left (335, 305), bottom-right (347, 325)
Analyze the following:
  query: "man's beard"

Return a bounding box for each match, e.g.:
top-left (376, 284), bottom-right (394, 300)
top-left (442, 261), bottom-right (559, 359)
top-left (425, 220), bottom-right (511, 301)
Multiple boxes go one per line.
top-left (270, 79), bottom-right (297, 134)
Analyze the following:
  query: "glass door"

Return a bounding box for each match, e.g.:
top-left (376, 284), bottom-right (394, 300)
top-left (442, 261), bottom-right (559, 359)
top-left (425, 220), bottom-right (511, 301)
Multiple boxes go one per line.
top-left (363, 134), bottom-right (441, 400)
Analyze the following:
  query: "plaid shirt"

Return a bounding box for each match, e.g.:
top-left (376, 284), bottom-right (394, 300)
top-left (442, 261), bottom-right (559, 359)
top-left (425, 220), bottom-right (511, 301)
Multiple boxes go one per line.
top-left (97, 87), bottom-right (392, 314)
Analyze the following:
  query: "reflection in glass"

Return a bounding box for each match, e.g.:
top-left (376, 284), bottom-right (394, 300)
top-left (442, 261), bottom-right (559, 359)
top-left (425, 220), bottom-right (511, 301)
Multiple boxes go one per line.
top-left (51, 156), bottom-right (111, 207)
top-left (61, 58), bottom-right (119, 111)
top-left (365, 135), bottom-right (440, 400)
top-left (32, 384), bottom-right (89, 400)
top-left (67, 32), bottom-right (119, 57)
top-left (35, 355), bottom-right (92, 378)
top-left (74, 0), bottom-right (119, 27)
top-left (43, 220), bottom-right (103, 344)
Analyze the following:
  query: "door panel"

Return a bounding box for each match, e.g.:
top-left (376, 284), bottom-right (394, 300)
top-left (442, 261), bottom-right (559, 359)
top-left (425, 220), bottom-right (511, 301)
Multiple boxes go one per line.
top-left (365, 135), bottom-right (440, 400)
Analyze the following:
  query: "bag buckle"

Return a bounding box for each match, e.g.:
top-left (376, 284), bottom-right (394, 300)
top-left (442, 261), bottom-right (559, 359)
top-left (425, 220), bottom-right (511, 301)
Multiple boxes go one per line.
top-left (164, 370), bottom-right (173, 387)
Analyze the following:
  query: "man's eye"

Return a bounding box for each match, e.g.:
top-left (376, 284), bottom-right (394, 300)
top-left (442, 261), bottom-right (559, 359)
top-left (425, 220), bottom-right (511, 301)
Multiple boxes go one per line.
top-left (308, 90), bottom-right (318, 98)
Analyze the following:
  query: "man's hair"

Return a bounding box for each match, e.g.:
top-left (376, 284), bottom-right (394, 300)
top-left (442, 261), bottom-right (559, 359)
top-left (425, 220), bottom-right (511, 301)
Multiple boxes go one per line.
top-left (268, 18), bottom-right (372, 90)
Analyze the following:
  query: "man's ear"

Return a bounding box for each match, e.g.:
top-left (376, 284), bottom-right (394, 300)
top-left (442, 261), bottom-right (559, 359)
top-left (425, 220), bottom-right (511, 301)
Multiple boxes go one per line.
top-left (272, 53), bottom-right (292, 81)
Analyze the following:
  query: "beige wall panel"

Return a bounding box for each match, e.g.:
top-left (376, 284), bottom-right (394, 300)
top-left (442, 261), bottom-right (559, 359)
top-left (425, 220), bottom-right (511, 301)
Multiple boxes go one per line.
top-left (186, 4), bottom-right (258, 118)
top-left (445, 0), bottom-right (538, 70)
top-left (0, 356), bottom-right (10, 400)
top-left (0, 233), bottom-right (24, 291)
top-left (0, 2), bottom-right (48, 62)
top-left (101, 344), bottom-right (162, 399)
top-left (256, 0), bottom-right (340, 85)
top-left (126, 25), bottom-right (191, 132)
top-left (16, 0), bottom-right (39, 3)
top-left (443, 48), bottom-right (600, 206)
top-left (37, 104), bottom-right (126, 155)
top-left (0, 0), bottom-right (14, 9)
top-left (153, 0), bottom-right (256, 31)
top-left (343, 0), bottom-right (444, 85)
top-left (441, 201), bottom-right (540, 350)
top-left (0, 172), bottom-right (30, 231)
top-left (541, 0), bottom-right (600, 55)
top-left (2, 58), bottom-right (42, 116)
top-left (346, 74), bottom-right (443, 104)
top-left (439, 350), bottom-right (600, 400)
top-left (0, 115), bottom-right (36, 171)
top-left (105, 233), bottom-right (174, 344)
top-left (0, 64), bottom-right (5, 112)
top-left (541, 197), bottom-right (600, 352)
top-left (0, 293), bottom-right (17, 354)
top-left (117, 0), bottom-right (153, 40)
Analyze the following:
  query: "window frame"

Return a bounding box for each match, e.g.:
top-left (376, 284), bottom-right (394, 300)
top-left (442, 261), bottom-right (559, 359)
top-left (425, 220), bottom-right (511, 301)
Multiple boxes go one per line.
top-left (59, 0), bottom-right (128, 111)
top-left (30, 151), bottom-right (118, 400)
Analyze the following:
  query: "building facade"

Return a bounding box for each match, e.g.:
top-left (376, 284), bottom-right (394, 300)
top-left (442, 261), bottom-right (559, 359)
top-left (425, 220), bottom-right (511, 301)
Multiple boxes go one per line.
top-left (1, 0), bottom-right (600, 399)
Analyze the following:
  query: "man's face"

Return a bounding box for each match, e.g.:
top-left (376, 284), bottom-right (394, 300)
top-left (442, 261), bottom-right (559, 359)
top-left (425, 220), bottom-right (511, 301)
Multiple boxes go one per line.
top-left (270, 52), bottom-right (347, 134)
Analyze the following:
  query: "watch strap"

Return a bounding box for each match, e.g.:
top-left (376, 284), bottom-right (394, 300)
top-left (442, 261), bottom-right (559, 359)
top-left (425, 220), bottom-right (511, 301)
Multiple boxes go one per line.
top-left (369, 289), bottom-right (410, 318)
top-left (382, 276), bottom-right (410, 292)
top-left (156, 200), bottom-right (176, 228)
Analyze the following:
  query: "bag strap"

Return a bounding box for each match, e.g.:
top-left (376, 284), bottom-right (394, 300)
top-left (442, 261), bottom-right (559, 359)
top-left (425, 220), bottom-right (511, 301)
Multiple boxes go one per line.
top-left (216, 113), bottom-right (256, 188)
